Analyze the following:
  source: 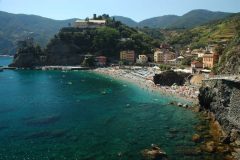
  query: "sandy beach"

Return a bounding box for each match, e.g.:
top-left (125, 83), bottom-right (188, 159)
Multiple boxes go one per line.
top-left (93, 67), bottom-right (199, 104)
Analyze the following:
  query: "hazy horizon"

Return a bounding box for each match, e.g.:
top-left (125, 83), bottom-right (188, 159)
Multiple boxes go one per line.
top-left (0, 0), bottom-right (240, 22)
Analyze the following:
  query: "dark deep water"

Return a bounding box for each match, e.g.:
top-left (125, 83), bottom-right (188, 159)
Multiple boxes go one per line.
top-left (0, 57), bottom-right (224, 160)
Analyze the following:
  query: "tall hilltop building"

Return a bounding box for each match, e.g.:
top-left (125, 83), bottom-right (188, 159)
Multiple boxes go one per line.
top-left (74, 19), bottom-right (106, 29)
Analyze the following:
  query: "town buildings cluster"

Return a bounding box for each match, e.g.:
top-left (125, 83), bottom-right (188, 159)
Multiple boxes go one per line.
top-left (118, 43), bottom-right (220, 74)
top-left (89, 43), bottom-right (220, 74)
top-left (74, 16), bottom-right (220, 73)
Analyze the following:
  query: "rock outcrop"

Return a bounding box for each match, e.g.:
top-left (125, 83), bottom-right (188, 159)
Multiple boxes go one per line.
top-left (153, 70), bottom-right (190, 86)
top-left (199, 79), bottom-right (240, 142)
top-left (9, 40), bottom-right (47, 68)
top-left (141, 144), bottom-right (168, 160)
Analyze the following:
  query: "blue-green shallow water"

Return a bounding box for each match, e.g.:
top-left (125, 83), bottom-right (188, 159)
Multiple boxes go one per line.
top-left (0, 57), bottom-right (221, 160)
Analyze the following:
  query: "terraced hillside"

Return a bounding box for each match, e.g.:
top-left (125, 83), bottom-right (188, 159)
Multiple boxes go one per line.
top-left (169, 13), bottom-right (240, 49)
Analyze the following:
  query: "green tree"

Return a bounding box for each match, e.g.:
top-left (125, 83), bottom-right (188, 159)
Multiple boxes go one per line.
top-left (93, 27), bottom-right (120, 52)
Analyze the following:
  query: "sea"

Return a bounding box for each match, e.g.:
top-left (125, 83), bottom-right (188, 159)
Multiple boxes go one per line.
top-left (0, 57), bottom-right (225, 160)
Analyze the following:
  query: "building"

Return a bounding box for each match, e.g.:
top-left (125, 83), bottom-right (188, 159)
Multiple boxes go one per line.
top-left (206, 44), bottom-right (217, 53)
top-left (95, 56), bottom-right (107, 66)
top-left (154, 49), bottom-right (176, 64)
top-left (74, 19), bottom-right (106, 28)
top-left (203, 53), bottom-right (219, 69)
top-left (137, 55), bottom-right (148, 64)
top-left (191, 48), bottom-right (206, 58)
top-left (191, 61), bottom-right (203, 68)
top-left (167, 56), bottom-right (185, 66)
top-left (120, 50), bottom-right (135, 63)
top-left (164, 52), bottom-right (175, 62)
top-left (154, 50), bottom-right (164, 63)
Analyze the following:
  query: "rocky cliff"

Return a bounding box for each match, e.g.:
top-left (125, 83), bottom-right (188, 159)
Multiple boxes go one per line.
top-left (10, 45), bottom-right (45, 68)
top-left (199, 79), bottom-right (240, 142)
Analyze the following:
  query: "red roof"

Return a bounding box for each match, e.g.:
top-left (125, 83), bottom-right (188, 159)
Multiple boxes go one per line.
top-left (191, 61), bottom-right (202, 64)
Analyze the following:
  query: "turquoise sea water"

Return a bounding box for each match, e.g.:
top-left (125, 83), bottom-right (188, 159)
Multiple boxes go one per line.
top-left (0, 57), bottom-right (222, 160)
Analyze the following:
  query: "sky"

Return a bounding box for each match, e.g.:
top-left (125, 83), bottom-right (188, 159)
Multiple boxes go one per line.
top-left (0, 0), bottom-right (240, 22)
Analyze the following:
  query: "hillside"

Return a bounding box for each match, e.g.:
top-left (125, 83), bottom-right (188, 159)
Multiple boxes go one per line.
top-left (112, 16), bottom-right (138, 27)
top-left (0, 10), bottom-right (233, 55)
top-left (0, 11), bottom-right (75, 55)
top-left (138, 15), bottom-right (179, 28)
top-left (169, 9), bottom-right (231, 29)
top-left (218, 26), bottom-right (240, 74)
top-left (168, 13), bottom-right (240, 49)
top-left (11, 17), bottom-right (158, 67)
top-left (114, 10), bottom-right (231, 29)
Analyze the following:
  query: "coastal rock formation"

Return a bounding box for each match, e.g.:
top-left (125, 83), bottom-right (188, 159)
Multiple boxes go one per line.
top-left (192, 134), bottom-right (201, 143)
top-left (10, 45), bottom-right (45, 68)
top-left (198, 79), bottom-right (240, 142)
top-left (141, 144), bottom-right (168, 160)
top-left (153, 70), bottom-right (190, 86)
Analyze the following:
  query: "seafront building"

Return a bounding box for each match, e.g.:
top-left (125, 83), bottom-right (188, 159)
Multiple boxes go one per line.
top-left (154, 49), bottom-right (176, 64)
top-left (120, 50), bottom-right (135, 64)
top-left (203, 53), bottom-right (219, 69)
top-left (154, 50), bottom-right (164, 63)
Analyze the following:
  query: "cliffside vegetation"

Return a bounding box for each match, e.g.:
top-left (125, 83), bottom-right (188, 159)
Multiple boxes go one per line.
top-left (10, 42), bottom-right (45, 67)
top-left (217, 29), bottom-right (240, 74)
top-left (44, 17), bottom-right (159, 65)
top-left (168, 13), bottom-right (240, 49)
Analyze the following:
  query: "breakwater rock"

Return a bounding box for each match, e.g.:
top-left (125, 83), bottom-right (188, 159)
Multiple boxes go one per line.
top-left (141, 144), bottom-right (168, 160)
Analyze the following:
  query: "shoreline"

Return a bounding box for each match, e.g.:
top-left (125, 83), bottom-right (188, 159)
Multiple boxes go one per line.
top-left (3, 65), bottom-right (238, 158)
top-left (92, 67), bottom-right (199, 105)
top-left (92, 67), bottom-right (240, 159)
